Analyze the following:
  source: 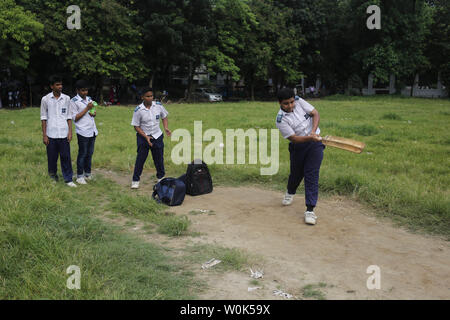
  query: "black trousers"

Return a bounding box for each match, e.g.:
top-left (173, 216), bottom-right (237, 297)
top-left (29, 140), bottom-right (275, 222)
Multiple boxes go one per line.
top-left (287, 141), bottom-right (324, 207)
top-left (46, 138), bottom-right (73, 183)
top-left (76, 134), bottom-right (96, 178)
top-left (132, 134), bottom-right (165, 181)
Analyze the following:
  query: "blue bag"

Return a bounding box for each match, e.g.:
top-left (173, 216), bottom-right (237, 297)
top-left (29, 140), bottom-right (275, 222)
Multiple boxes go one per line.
top-left (152, 178), bottom-right (186, 206)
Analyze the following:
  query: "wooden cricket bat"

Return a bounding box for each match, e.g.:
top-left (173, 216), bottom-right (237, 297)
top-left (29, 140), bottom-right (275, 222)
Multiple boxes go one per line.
top-left (320, 135), bottom-right (365, 154)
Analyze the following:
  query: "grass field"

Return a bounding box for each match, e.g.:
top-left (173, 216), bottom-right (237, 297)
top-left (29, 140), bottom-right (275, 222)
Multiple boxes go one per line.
top-left (0, 95), bottom-right (449, 299)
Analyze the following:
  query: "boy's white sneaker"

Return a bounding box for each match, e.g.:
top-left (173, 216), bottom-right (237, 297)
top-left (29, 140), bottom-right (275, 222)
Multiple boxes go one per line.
top-left (66, 181), bottom-right (77, 188)
top-left (85, 175), bottom-right (93, 181)
top-left (282, 193), bottom-right (294, 206)
top-left (76, 177), bottom-right (87, 185)
top-left (304, 211), bottom-right (317, 225)
top-left (131, 181), bottom-right (139, 189)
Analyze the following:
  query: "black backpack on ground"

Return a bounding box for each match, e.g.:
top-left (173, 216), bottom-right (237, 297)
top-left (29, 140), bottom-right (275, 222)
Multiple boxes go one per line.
top-left (179, 160), bottom-right (213, 196)
top-left (152, 178), bottom-right (186, 206)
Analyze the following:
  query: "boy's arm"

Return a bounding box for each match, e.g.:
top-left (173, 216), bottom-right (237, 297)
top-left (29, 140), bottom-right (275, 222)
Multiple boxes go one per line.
top-left (288, 110), bottom-right (322, 144)
top-left (41, 120), bottom-right (49, 145)
top-left (162, 117), bottom-right (171, 137)
top-left (40, 98), bottom-right (49, 145)
top-left (131, 109), bottom-right (152, 146)
top-left (66, 98), bottom-right (73, 142)
top-left (288, 134), bottom-right (321, 144)
top-left (309, 109), bottom-right (320, 137)
top-left (75, 102), bottom-right (93, 122)
top-left (134, 126), bottom-right (153, 147)
top-left (67, 119), bottom-right (72, 142)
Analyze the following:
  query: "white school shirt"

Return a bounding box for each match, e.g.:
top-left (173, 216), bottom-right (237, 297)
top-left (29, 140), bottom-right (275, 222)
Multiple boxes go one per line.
top-left (131, 101), bottom-right (169, 139)
top-left (276, 97), bottom-right (320, 139)
top-left (40, 92), bottom-right (72, 139)
top-left (70, 94), bottom-right (98, 138)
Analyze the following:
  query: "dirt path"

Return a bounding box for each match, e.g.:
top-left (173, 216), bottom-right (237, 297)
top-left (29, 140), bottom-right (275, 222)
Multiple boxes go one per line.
top-left (96, 169), bottom-right (450, 300)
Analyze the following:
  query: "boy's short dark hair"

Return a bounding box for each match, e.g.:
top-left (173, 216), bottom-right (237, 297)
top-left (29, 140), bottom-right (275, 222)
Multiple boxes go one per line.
top-left (49, 75), bottom-right (63, 86)
top-left (75, 79), bottom-right (90, 90)
top-left (277, 88), bottom-right (295, 102)
top-left (142, 87), bottom-right (153, 95)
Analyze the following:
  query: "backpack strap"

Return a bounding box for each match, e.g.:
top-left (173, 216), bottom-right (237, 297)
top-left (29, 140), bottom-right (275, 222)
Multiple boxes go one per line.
top-left (152, 184), bottom-right (161, 203)
top-left (152, 190), bottom-right (160, 203)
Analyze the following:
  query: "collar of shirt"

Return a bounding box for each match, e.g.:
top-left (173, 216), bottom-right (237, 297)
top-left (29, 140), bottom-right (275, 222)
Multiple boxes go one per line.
top-left (137, 103), bottom-right (147, 111)
top-left (51, 92), bottom-right (64, 101)
top-left (140, 102), bottom-right (157, 111)
top-left (279, 105), bottom-right (295, 116)
top-left (76, 94), bottom-right (90, 104)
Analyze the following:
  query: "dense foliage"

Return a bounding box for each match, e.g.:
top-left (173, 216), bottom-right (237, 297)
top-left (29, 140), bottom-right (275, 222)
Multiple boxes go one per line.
top-left (1, 0), bottom-right (448, 100)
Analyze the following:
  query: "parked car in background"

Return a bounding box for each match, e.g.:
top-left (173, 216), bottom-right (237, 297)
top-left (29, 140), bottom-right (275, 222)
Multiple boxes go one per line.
top-left (194, 88), bottom-right (223, 102)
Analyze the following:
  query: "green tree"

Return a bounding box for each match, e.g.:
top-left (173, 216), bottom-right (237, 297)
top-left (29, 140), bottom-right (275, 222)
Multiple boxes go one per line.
top-left (205, 0), bottom-right (256, 84)
top-left (134, 0), bottom-right (185, 88)
top-left (269, 1), bottom-right (305, 89)
top-left (18, 0), bottom-right (144, 101)
top-left (342, 0), bottom-right (432, 89)
top-left (0, 0), bottom-right (44, 70)
top-left (425, 0), bottom-right (450, 91)
top-left (180, 0), bottom-right (215, 98)
top-left (207, 0), bottom-right (305, 99)
top-left (279, 0), bottom-right (346, 93)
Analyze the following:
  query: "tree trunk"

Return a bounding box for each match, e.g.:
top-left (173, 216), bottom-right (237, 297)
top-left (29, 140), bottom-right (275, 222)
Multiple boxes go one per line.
top-left (410, 73), bottom-right (419, 97)
top-left (163, 64), bottom-right (170, 89)
top-left (251, 83), bottom-right (255, 101)
top-left (224, 74), bottom-right (230, 100)
top-left (187, 62), bottom-right (194, 100)
top-left (98, 77), bottom-right (104, 104)
top-left (149, 73), bottom-right (154, 88)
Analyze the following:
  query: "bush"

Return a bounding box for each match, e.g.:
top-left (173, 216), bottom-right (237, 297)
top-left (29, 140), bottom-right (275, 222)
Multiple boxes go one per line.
top-left (381, 113), bottom-right (402, 120)
top-left (158, 215), bottom-right (191, 236)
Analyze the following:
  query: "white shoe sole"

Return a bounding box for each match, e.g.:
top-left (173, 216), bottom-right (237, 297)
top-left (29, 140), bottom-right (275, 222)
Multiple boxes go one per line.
top-left (305, 219), bottom-right (316, 225)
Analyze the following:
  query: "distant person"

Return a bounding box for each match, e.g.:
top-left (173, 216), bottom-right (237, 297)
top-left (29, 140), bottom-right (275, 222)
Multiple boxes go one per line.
top-left (40, 75), bottom-right (76, 187)
top-left (275, 88), bottom-right (324, 225)
top-left (130, 84), bottom-right (140, 103)
top-left (8, 90), bottom-right (13, 107)
top-left (130, 88), bottom-right (171, 189)
top-left (70, 80), bottom-right (98, 185)
top-left (14, 89), bottom-right (20, 107)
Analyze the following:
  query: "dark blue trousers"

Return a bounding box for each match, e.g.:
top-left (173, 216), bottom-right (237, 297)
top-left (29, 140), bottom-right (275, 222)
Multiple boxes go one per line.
top-left (132, 134), bottom-right (165, 181)
top-left (287, 141), bottom-right (324, 207)
top-left (47, 138), bottom-right (73, 183)
top-left (76, 134), bottom-right (96, 178)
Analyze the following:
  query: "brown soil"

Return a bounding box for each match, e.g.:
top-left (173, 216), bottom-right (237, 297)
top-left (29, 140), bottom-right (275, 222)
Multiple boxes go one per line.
top-left (95, 169), bottom-right (450, 300)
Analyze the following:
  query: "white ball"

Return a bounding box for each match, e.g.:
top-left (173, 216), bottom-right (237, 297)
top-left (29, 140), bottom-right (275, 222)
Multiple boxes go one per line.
top-left (219, 143), bottom-right (224, 148)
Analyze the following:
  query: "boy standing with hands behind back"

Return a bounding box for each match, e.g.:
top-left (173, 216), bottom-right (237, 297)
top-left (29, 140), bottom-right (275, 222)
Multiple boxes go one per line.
top-left (40, 75), bottom-right (76, 187)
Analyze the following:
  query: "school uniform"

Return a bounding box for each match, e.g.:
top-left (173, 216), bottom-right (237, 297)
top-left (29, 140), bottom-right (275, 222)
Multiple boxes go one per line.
top-left (70, 94), bottom-right (98, 179)
top-left (276, 97), bottom-right (324, 208)
top-left (131, 101), bottom-right (169, 181)
top-left (40, 92), bottom-right (73, 182)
